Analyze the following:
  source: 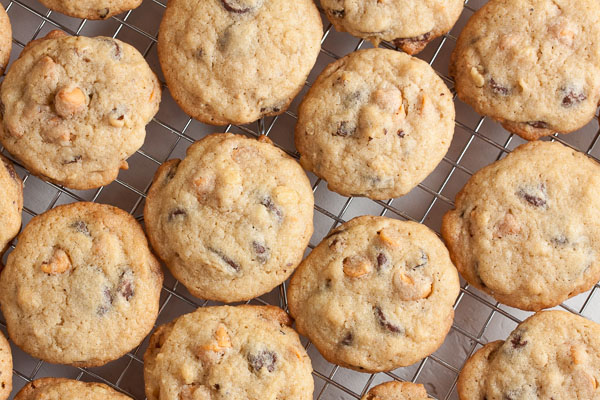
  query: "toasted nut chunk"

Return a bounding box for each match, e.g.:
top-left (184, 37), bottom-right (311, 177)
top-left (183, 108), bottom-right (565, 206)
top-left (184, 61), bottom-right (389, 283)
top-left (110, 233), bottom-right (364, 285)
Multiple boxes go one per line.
top-left (494, 213), bottom-right (521, 238)
top-left (571, 343), bottom-right (588, 365)
top-left (393, 270), bottom-right (432, 300)
top-left (41, 248), bottom-right (72, 275)
top-left (377, 227), bottom-right (401, 247)
top-left (109, 114), bottom-right (125, 128)
top-left (55, 85), bottom-right (86, 118)
top-left (470, 67), bottom-right (485, 88)
top-left (180, 384), bottom-right (211, 400)
top-left (372, 87), bottom-right (402, 114)
top-left (343, 256), bottom-right (372, 278)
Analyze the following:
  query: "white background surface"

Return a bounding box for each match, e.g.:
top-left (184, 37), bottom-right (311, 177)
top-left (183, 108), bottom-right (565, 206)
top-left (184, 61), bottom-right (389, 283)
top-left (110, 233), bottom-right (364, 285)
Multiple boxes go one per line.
top-left (1, 0), bottom-right (600, 399)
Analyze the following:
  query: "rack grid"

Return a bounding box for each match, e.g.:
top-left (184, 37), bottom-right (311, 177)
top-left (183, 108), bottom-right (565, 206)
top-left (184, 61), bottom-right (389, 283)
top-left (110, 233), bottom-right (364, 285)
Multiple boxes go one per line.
top-left (2, 0), bottom-right (600, 399)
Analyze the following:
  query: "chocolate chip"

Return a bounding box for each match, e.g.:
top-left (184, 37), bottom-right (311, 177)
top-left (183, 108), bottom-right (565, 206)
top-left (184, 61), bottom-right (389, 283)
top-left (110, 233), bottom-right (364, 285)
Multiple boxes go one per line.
top-left (489, 78), bottom-right (510, 96)
top-left (510, 333), bottom-right (527, 349)
top-left (413, 251), bottom-right (428, 269)
top-left (397, 130), bottom-right (405, 138)
top-left (393, 32), bottom-right (431, 47)
top-left (118, 270), bottom-right (134, 301)
top-left (373, 306), bottom-right (403, 334)
top-left (260, 105), bottom-right (281, 114)
top-left (63, 155), bottom-right (82, 165)
top-left (329, 238), bottom-right (340, 249)
top-left (260, 196), bottom-right (283, 222)
top-left (248, 350), bottom-right (277, 373)
top-left (168, 208), bottom-right (187, 221)
top-left (517, 188), bottom-right (547, 208)
top-left (98, 8), bottom-right (110, 18)
top-left (561, 89), bottom-right (586, 108)
top-left (210, 248), bottom-right (241, 272)
top-left (98, 37), bottom-right (122, 60)
top-left (551, 235), bottom-right (568, 245)
top-left (330, 9), bottom-right (345, 18)
top-left (334, 121), bottom-right (355, 137)
top-left (70, 220), bottom-right (90, 236)
top-left (252, 241), bottom-right (269, 264)
top-left (221, 0), bottom-right (253, 13)
top-left (526, 121), bottom-right (549, 129)
top-left (340, 332), bottom-right (353, 346)
top-left (97, 287), bottom-right (113, 316)
top-left (376, 253), bottom-right (388, 270)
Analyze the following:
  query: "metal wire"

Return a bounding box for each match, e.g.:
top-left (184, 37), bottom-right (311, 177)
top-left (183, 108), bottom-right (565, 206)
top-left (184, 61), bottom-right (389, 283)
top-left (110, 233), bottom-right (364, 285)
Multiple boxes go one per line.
top-left (1, 0), bottom-right (600, 399)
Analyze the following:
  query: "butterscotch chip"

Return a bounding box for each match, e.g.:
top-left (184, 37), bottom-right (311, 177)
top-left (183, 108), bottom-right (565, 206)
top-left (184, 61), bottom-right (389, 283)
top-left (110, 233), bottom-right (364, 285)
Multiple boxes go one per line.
top-left (288, 215), bottom-right (459, 372)
top-left (0, 202), bottom-right (163, 367)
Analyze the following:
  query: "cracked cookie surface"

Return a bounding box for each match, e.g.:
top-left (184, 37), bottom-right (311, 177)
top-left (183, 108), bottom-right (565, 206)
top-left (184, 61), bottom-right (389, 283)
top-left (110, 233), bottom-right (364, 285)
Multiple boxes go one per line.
top-left (295, 48), bottom-right (454, 200)
top-left (0, 202), bottom-right (163, 367)
top-left (442, 141), bottom-right (600, 311)
top-left (457, 311), bottom-right (600, 400)
top-left (38, 0), bottom-right (142, 19)
top-left (144, 305), bottom-right (313, 400)
top-left (322, 0), bottom-right (463, 54)
top-left (15, 377), bottom-right (132, 400)
top-left (157, 0), bottom-right (322, 125)
top-left (144, 133), bottom-right (314, 303)
top-left (288, 215), bottom-right (460, 372)
top-left (450, 0), bottom-right (600, 140)
top-left (0, 30), bottom-right (161, 189)
top-left (0, 154), bottom-right (22, 254)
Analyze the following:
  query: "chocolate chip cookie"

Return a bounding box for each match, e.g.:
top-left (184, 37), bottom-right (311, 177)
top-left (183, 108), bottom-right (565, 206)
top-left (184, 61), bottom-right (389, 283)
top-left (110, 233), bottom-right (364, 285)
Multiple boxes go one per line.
top-left (38, 0), bottom-right (142, 19)
top-left (295, 48), bottom-right (455, 200)
top-left (0, 202), bottom-right (163, 367)
top-left (0, 30), bottom-right (161, 189)
top-left (362, 381), bottom-right (431, 400)
top-left (450, 0), bottom-right (600, 140)
top-left (457, 310), bottom-right (600, 400)
top-left (442, 141), bottom-right (600, 311)
top-left (288, 216), bottom-right (460, 372)
top-left (322, 0), bottom-right (463, 54)
top-left (15, 378), bottom-right (132, 400)
top-left (157, 0), bottom-right (322, 125)
top-left (144, 133), bottom-right (314, 303)
top-left (0, 155), bottom-right (23, 254)
top-left (144, 305), bottom-right (313, 400)
top-left (0, 5), bottom-right (12, 75)
top-left (0, 331), bottom-right (11, 400)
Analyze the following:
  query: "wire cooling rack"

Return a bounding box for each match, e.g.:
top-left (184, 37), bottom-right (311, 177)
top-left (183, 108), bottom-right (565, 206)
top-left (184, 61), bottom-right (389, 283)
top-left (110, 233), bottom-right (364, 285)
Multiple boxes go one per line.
top-left (2, 0), bottom-right (600, 399)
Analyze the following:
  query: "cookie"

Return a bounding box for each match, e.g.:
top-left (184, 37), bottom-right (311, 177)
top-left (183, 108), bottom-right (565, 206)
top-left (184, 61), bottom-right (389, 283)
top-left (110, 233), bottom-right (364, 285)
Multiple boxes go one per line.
top-left (0, 202), bottom-right (163, 367)
top-left (144, 133), bottom-right (314, 303)
top-left (0, 5), bottom-right (12, 75)
top-left (38, 0), bottom-right (142, 19)
top-left (288, 215), bottom-right (460, 372)
top-left (457, 310), bottom-right (600, 399)
top-left (0, 155), bottom-right (23, 254)
top-left (15, 378), bottom-right (132, 400)
top-left (157, 0), bottom-right (322, 125)
top-left (450, 0), bottom-right (600, 140)
top-left (322, 0), bottom-right (463, 54)
top-left (362, 381), bottom-right (431, 400)
top-left (295, 48), bottom-right (455, 200)
top-left (0, 331), bottom-right (11, 400)
top-left (0, 30), bottom-right (161, 189)
top-left (442, 141), bottom-right (600, 311)
top-left (144, 305), bottom-right (313, 400)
